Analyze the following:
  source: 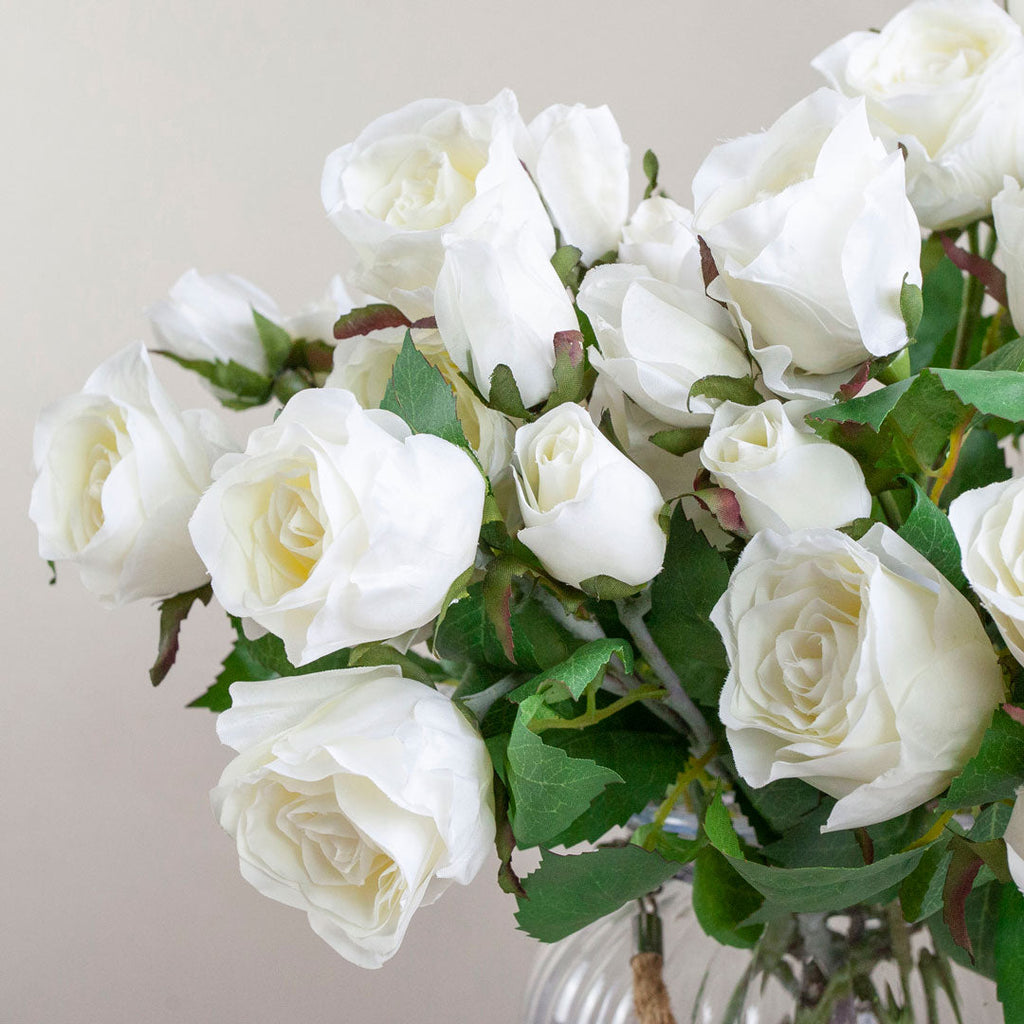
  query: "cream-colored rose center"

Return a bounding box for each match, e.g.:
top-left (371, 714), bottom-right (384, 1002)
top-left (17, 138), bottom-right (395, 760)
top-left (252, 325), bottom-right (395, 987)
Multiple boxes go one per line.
top-left (361, 139), bottom-right (485, 231)
top-left (71, 406), bottom-right (129, 550)
top-left (525, 421), bottom-right (590, 512)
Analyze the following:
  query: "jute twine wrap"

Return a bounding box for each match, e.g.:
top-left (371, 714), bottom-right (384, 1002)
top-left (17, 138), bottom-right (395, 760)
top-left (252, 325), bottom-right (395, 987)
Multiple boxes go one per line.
top-left (630, 952), bottom-right (677, 1024)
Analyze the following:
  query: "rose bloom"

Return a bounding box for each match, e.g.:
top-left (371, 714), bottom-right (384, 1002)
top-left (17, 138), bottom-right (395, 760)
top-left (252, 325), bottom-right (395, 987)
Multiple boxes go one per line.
top-left (434, 218), bottom-right (579, 408)
top-left (617, 195), bottom-right (702, 290)
top-left (325, 326), bottom-right (513, 482)
top-left (147, 269), bottom-right (282, 374)
top-left (712, 524), bottom-right (1002, 832)
top-left (321, 90), bottom-right (553, 317)
top-left (949, 475), bottom-right (1024, 667)
top-left (513, 402), bottom-right (666, 588)
top-left (188, 387), bottom-right (484, 666)
top-left (213, 667), bottom-right (495, 968)
top-left (526, 103), bottom-right (630, 265)
top-left (30, 343), bottom-right (232, 605)
top-left (814, 0), bottom-right (1024, 230)
top-left (692, 89), bottom-right (921, 401)
top-left (577, 262), bottom-right (750, 427)
top-left (993, 177), bottom-right (1024, 335)
top-left (1007, 787), bottom-right (1024, 896)
top-left (700, 400), bottom-right (871, 534)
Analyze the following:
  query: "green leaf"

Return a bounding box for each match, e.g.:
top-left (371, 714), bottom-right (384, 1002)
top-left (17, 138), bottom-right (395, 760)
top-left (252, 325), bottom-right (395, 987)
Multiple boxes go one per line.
top-left (252, 310), bottom-right (292, 375)
top-left (514, 845), bottom-right (681, 942)
top-left (703, 791), bottom-right (742, 858)
top-left (692, 847), bottom-right (764, 948)
top-left (150, 584), bottom-right (213, 686)
top-left (46, 560), bottom-right (56, 585)
top-left (941, 708), bottom-right (1024, 809)
top-left (900, 276), bottom-right (924, 341)
top-left (578, 574), bottom-right (645, 601)
top-left (689, 374), bottom-right (760, 408)
top-left (434, 582), bottom-right (580, 672)
top-left (996, 885), bottom-right (1024, 1023)
top-left (973, 335), bottom-right (1024, 372)
top-left (811, 379), bottom-right (916, 433)
top-left (155, 351), bottom-right (273, 409)
top-left (929, 367), bottom-right (1024, 422)
top-left (642, 149), bottom-right (660, 201)
top-left (188, 628), bottom-right (276, 712)
top-left (706, 829), bottom-right (928, 916)
top-left (943, 427), bottom-right (1012, 505)
top-left (732, 775), bottom-right (823, 845)
top-left (347, 641), bottom-right (444, 687)
top-left (631, 823), bottom-right (704, 864)
top-left (380, 331), bottom-right (470, 448)
top-left (541, 330), bottom-right (587, 410)
top-left (550, 245), bottom-right (582, 289)
top-left (927, 880), bottom-right (1001, 980)
top-left (487, 362), bottom-right (533, 419)
top-left (645, 506), bottom-right (731, 706)
top-left (911, 254), bottom-right (963, 373)
top-left (897, 478), bottom-right (967, 589)
top-left (901, 842), bottom-right (953, 923)
top-left (546, 730), bottom-right (688, 847)
top-left (333, 302), bottom-right (410, 340)
top-left (513, 638), bottom-right (635, 703)
top-left (506, 694), bottom-right (622, 847)
top-left (649, 426), bottom-right (710, 456)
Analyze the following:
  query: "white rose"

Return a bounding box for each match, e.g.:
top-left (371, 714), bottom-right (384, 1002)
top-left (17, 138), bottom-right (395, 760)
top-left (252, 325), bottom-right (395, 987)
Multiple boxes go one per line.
top-left (692, 89), bottom-right (921, 401)
top-left (513, 402), bottom-right (666, 587)
top-left (949, 475), bottom-right (1024, 667)
top-left (325, 326), bottom-right (513, 481)
top-left (29, 344), bottom-right (233, 605)
top-left (147, 269), bottom-right (282, 374)
top-left (993, 176), bottom-right (1024, 334)
top-left (1007, 787), bottom-right (1024, 895)
top-left (213, 667), bottom-right (495, 969)
top-left (188, 387), bottom-right (484, 665)
top-left (814, 0), bottom-right (1024, 230)
top-left (320, 90), bottom-right (554, 318)
top-left (434, 219), bottom-right (579, 408)
top-left (700, 399), bottom-right (871, 534)
top-left (283, 275), bottom-right (355, 343)
top-left (712, 524), bottom-right (1003, 832)
top-left (577, 263), bottom-right (750, 427)
top-left (618, 196), bottom-right (703, 290)
top-left (526, 103), bottom-right (629, 264)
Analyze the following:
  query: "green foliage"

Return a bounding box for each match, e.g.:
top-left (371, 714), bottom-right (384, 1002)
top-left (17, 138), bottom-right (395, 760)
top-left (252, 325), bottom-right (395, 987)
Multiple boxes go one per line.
top-left (578, 574), bottom-right (645, 601)
top-left (487, 363), bottom-right (533, 419)
top-left (332, 302), bottom-right (410, 340)
top-left (901, 843), bottom-right (953, 924)
top-left (541, 330), bottom-right (588, 411)
top-left (649, 426), bottom-right (710, 456)
top-left (996, 885), bottom-right (1024, 1022)
top-left (911, 253), bottom-right (963, 372)
top-left (645, 506), bottom-right (731, 706)
top-left (942, 427), bottom-right (1011, 505)
top-left (941, 709), bottom-right (1024, 809)
top-left (897, 478), bottom-right (966, 589)
top-left (550, 245), bottom-right (583, 289)
top-left (927, 880), bottom-right (1001, 980)
top-left (693, 847), bottom-right (764, 948)
top-left (642, 149), bottom-right (660, 201)
top-left (150, 584), bottom-right (213, 687)
top-left (900, 276), bottom-right (924, 341)
top-left (545, 730), bottom-right (687, 847)
top-left (434, 581), bottom-right (580, 673)
top-left (253, 310), bottom-right (292, 375)
top-left (506, 693), bottom-right (623, 847)
top-left (688, 374), bottom-right (761, 408)
top-left (380, 331), bottom-right (470, 448)
top-left (156, 351), bottom-right (273, 409)
top-left (514, 845), bottom-right (681, 942)
top-left (512, 638), bottom-right (635, 703)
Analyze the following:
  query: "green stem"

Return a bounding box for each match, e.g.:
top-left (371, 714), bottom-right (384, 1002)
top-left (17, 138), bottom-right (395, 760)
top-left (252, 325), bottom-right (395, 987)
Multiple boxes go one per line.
top-left (951, 223), bottom-right (984, 369)
top-left (616, 595), bottom-right (715, 754)
top-left (878, 490), bottom-right (904, 529)
top-left (529, 683), bottom-right (666, 733)
top-left (885, 900), bottom-right (915, 1014)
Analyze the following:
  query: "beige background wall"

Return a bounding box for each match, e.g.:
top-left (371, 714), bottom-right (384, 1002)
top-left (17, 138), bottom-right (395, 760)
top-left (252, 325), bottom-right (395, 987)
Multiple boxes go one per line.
top-left (3, 2), bottom-right (907, 1022)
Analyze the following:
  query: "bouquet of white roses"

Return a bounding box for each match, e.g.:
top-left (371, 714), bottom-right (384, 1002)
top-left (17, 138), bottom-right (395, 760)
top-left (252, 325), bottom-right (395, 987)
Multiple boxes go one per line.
top-left (29, 0), bottom-right (1024, 1020)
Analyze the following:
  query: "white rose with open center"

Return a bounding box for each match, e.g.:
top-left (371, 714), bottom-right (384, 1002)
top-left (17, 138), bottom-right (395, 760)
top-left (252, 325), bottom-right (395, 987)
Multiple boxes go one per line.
top-left (949, 475), bottom-right (1024, 667)
top-left (700, 400), bottom-right (871, 534)
top-left (692, 89), bottom-right (920, 401)
top-left (513, 402), bottom-right (666, 588)
top-left (814, 0), bottom-right (1024, 230)
top-left (29, 344), bottom-right (233, 605)
top-left (213, 667), bottom-right (495, 968)
top-left (712, 524), bottom-right (1002, 832)
top-left (188, 388), bottom-right (484, 665)
top-left (321, 90), bottom-right (553, 317)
